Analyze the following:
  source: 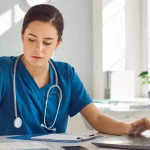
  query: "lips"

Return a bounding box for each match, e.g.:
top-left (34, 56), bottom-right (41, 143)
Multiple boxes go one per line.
top-left (32, 56), bottom-right (43, 59)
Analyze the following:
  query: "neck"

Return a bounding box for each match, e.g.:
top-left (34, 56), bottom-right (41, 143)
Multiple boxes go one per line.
top-left (21, 55), bottom-right (50, 88)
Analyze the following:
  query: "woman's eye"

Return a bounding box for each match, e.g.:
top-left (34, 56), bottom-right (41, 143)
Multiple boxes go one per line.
top-left (44, 42), bottom-right (52, 46)
top-left (29, 38), bottom-right (35, 42)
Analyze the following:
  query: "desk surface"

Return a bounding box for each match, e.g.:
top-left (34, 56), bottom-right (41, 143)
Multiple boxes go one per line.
top-left (0, 133), bottom-right (120, 150)
top-left (95, 102), bottom-right (150, 112)
top-left (1, 132), bottom-right (150, 150)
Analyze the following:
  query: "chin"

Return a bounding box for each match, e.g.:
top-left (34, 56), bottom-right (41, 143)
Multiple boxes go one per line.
top-left (30, 62), bottom-right (44, 68)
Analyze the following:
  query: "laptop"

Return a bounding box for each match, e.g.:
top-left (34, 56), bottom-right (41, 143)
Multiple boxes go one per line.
top-left (92, 134), bottom-right (150, 150)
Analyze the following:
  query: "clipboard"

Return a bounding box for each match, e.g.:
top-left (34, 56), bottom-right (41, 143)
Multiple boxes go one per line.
top-left (31, 133), bottom-right (102, 142)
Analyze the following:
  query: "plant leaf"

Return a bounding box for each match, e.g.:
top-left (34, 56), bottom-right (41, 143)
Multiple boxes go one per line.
top-left (141, 81), bottom-right (147, 86)
top-left (139, 71), bottom-right (148, 77)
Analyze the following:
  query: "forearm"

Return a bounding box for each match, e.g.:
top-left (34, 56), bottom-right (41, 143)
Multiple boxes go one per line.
top-left (81, 103), bottom-right (131, 135)
top-left (94, 114), bottom-right (130, 135)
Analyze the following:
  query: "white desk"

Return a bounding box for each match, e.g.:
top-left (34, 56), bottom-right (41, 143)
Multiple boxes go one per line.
top-left (67, 101), bottom-right (150, 135)
top-left (0, 133), bottom-right (123, 150)
top-left (95, 102), bottom-right (150, 123)
top-left (1, 131), bottom-right (150, 150)
top-left (50, 131), bottom-right (150, 150)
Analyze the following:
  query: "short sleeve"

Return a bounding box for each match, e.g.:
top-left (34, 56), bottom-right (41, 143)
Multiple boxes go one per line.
top-left (69, 67), bottom-right (93, 117)
top-left (0, 58), bottom-right (8, 104)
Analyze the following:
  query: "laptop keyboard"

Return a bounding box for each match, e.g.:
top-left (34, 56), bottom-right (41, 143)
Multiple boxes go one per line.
top-left (127, 135), bottom-right (150, 146)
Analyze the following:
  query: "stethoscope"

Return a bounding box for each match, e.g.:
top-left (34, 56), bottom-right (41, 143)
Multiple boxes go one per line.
top-left (13, 55), bottom-right (62, 131)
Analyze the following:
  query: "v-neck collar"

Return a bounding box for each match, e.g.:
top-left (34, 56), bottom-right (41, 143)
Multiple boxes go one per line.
top-left (17, 58), bottom-right (54, 98)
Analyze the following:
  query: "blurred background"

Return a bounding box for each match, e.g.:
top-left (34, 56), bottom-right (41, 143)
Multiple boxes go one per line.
top-left (0, 0), bottom-right (149, 102)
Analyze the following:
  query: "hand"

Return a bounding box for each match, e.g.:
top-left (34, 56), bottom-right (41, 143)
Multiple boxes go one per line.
top-left (127, 118), bottom-right (150, 135)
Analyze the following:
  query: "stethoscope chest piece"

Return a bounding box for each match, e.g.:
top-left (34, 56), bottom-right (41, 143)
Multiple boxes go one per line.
top-left (14, 117), bottom-right (22, 128)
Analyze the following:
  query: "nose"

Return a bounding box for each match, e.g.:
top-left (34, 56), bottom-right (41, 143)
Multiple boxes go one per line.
top-left (35, 42), bottom-right (43, 52)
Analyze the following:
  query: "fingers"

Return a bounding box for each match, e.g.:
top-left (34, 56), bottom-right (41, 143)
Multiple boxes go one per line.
top-left (132, 118), bottom-right (150, 129)
top-left (143, 118), bottom-right (150, 129)
top-left (133, 127), bottom-right (146, 135)
top-left (131, 119), bottom-right (142, 128)
top-left (130, 118), bottom-right (150, 134)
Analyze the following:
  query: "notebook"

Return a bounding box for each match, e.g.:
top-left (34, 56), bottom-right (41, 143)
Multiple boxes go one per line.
top-left (31, 133), bottom-right (101, 142)
top-left (92, 134), bottom-right (150, 150)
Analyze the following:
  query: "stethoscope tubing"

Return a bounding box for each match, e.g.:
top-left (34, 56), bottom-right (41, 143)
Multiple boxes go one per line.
top-left (13, 55), bottom-right (62, 131)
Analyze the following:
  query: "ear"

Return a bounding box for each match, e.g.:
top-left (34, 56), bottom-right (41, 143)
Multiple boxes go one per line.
top-left (56, 38), bottom-right (63, 49)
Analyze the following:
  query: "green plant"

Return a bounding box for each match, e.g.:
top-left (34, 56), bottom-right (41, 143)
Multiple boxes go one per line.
top-left (139, 71), bottom-right (150, 86)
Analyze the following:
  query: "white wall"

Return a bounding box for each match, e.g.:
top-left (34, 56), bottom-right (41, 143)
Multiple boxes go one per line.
top-left (148, 0), bottom-right (150, 91)
top-left (0, 0), bottom-right (26, 56)
top-left (142, 0), bottom-right (148, 96)
top-left (93, 0), bottom-right (104, 99)
top-left (93, 0), bottom-right (147, 99)
top-left (53, 0), bottom-right (93, 96)
top-left (148, 0), bottom-right (150, 70)
top-left (125, 0), bottom-right (142, 97)
top-left (0, 0), bottom-right (93, 96)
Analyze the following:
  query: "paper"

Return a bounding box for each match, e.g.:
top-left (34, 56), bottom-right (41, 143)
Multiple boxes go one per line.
top-left (130, 104), bottom-right (150, 109)
top-left (32, 133), bottom-right (99, 142)
top-left (0, 141), bottom-right (51, 150)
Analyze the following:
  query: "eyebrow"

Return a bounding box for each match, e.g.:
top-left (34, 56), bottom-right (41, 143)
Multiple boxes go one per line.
top-left (28, 33), bottom-right (54, 40)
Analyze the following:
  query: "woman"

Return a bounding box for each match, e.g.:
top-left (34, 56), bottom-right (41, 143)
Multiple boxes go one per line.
top-left (0, 4), bottom-right (149, 135)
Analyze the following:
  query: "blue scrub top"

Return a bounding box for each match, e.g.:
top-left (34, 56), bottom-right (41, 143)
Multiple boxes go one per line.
top-left (0, 56), bottom-right (92, 135)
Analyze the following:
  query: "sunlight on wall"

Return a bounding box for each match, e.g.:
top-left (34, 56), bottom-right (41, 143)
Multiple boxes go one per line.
top-left (102, 0), bottom-right (125, 24)
top-left (14, 4), bottom-right (25, 24)
top-left (0, 10), bottom-right (12, 36)
top-left (0, 4), bottom-right (25, 37)
top-left (102, 0), bottom-right (125, 71)
top-left (26, 0), bottom-right (49, 6)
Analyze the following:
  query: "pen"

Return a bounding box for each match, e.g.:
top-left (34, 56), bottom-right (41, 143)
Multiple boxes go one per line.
top-left (76, 134), bottom-right (97, 141)
top-left (89, 134), bottom-right (95, 136)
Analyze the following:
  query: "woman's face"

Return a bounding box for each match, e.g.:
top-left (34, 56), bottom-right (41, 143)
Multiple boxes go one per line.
top-left (21, 21), bottom-right (62, 68)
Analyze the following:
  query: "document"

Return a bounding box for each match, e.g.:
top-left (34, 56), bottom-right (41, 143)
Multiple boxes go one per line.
top-left (0, 141), bottom-right (51, 150)
top-left (130, 104), bottom-right (150, 109)
top-left (31, 133), bottom-right (101, 142)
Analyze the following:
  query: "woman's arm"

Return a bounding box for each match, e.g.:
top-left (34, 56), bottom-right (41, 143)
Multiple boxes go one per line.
top-left (80, 103), bottom-right (150, 135)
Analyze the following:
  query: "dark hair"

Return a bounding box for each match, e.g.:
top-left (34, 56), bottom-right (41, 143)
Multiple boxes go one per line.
top-left (22, 4), bottom-right (64, 41)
